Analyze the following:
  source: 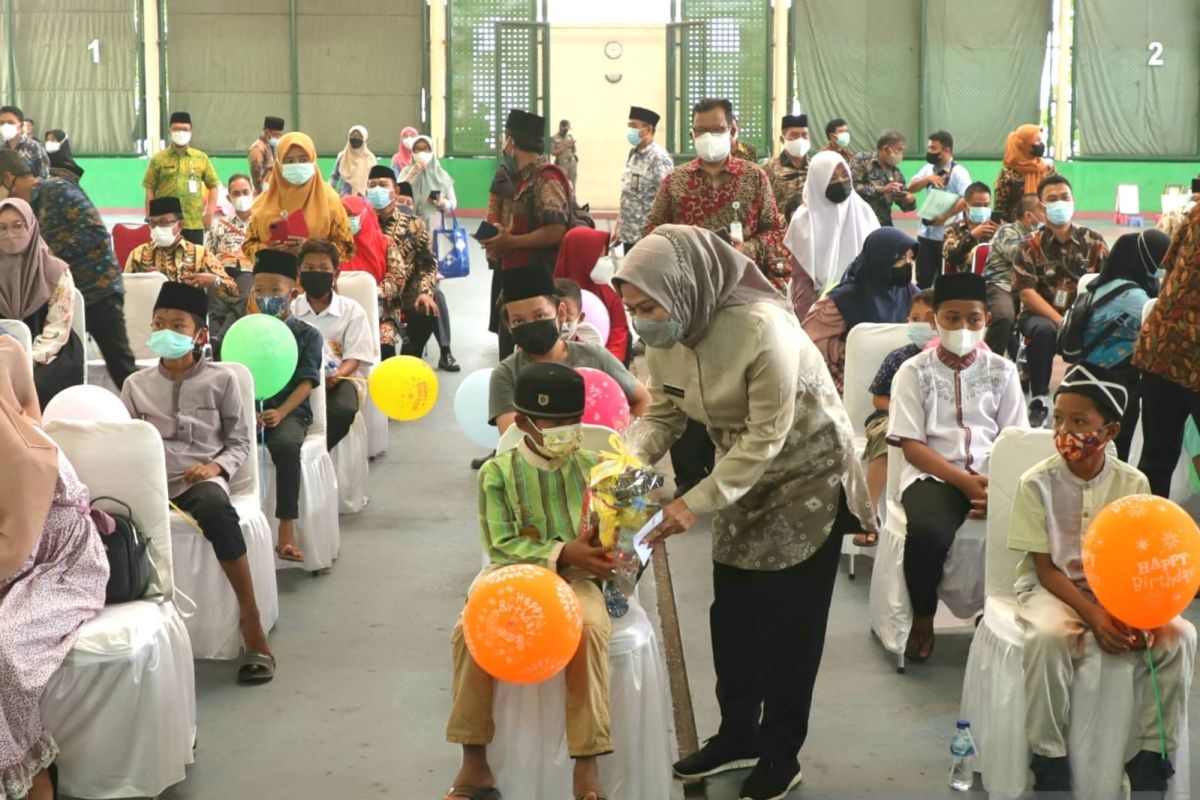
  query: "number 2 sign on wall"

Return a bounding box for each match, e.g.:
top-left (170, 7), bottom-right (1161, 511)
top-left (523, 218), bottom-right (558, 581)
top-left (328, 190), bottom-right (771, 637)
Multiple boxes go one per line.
top-left (1148, 41), bottom-right (1164, 67)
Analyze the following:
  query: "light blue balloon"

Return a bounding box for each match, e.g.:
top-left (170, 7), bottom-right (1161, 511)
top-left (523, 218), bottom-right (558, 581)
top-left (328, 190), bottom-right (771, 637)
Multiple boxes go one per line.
top-left (455, 368), bottom-right (499, 449)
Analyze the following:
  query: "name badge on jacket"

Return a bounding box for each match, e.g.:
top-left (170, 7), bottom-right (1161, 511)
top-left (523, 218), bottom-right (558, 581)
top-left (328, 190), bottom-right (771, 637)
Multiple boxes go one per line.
top-left (663, 384), bottom-right (685, 399)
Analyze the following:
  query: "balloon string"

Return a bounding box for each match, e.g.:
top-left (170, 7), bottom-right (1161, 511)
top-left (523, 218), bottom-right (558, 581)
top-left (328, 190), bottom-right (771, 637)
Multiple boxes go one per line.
top-left (258, 400), bottom-right (269, 505)
top-left (1144, 632), bottom-right (1168, 758)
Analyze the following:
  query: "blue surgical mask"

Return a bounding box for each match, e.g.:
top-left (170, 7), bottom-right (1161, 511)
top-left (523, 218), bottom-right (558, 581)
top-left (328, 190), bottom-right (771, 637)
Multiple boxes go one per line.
top-left (281, 162), bottom-right (315, 185)
top-left (269, 136), bottom-right (280, 148)
top-left (349, 214), bottom-right (362, 235)
top-left (366, 186), bottom-right (393, 210)
top-left (632, 316), bottom-right (685, 349)
top-left (626, 127), bottom-right (641, 146)
top-left (1044, 199), bottom-right (1074, 226)
top-left (147, 329), bottom-right (197, 359)
top-left (967, 206), bottom-right (991, 224)
top-left (906, 322), bottom-right (935, 347)
top-left (257, 295), bottom-right (290, 318)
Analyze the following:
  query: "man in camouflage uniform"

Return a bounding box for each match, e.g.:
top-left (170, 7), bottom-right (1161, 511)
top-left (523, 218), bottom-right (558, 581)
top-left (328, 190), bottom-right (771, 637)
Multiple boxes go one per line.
top-left (760, 113), bottom-right (811, 219)
top-left (850, 130), bottom-right (916, 227)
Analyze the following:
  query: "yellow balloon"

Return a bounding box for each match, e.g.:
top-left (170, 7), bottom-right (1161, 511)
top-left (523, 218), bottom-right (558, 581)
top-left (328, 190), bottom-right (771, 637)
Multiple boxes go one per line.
top-left (368, 356), bottom-right (438, 421)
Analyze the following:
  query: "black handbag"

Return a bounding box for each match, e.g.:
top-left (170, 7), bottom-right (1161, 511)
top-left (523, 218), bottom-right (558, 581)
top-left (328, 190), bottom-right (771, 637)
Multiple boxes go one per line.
top-left (89, 496), bottom-right (152, 605)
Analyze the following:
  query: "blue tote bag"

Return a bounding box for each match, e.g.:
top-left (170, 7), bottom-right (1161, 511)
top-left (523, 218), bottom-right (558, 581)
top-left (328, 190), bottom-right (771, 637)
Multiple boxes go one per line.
top-left (433, 212), bottom-right (470, 279)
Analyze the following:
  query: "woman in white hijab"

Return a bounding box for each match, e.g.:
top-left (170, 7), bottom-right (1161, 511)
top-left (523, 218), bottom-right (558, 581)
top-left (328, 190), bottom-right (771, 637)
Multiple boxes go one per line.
top-left (784, 150), bottom-right (879, 319)
top-left (614, 224), bottom-right (875, 799)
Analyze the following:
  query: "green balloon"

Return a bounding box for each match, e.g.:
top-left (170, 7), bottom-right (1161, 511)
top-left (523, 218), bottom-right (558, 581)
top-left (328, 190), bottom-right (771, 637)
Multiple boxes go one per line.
top-left (221, 314), bottom-right (299, 400)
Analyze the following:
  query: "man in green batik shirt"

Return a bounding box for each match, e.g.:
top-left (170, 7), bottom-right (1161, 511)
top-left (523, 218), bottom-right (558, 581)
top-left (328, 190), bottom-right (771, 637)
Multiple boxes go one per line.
top-left (142, 111), bottom-right (220, 246)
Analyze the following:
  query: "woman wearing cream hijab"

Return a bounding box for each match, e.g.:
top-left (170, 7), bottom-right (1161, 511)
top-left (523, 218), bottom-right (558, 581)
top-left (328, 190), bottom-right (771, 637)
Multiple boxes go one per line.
top-left (614, 225), bottom-right (874, 799)
top-left (330, 124), bottom-right (377, 197)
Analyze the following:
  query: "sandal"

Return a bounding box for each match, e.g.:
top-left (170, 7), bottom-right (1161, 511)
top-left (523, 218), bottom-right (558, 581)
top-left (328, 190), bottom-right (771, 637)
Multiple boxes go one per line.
top-left (275, 542), bottom-right (304, 562)
top-left (237, 651), bottom-right (275, 684)
top-left (443, 787), bottom-right (501, 800)
top-left (904, 633), bottom-right (935, 663)
top-left (574, 795), bottom-right (609, 800)
top-left (851, 531), bottom-right (878, 547)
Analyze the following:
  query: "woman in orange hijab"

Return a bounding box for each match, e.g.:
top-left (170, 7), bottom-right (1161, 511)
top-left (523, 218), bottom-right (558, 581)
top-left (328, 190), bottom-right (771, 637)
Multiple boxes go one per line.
top-left (993, 124), bottom-right (1057, 223)
top-left (242, 132), bottom-right (355, 263)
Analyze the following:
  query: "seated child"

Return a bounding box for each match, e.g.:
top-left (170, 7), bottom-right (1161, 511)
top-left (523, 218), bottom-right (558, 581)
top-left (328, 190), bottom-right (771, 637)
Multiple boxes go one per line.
top-left (888, 272), bottom-right (1027, 660)
top-left (1009, 363), bottom-right (1197, 796)
top-left (293, 239), bottom-right (375, 451)
top-left (489, 266), bottom-right (650, 434)
top-left (855, 288), bottom-right (934, 542)
top-left (445, 363), bottom-right (614, 800)
top-left (554, 277), bottom-right (606, 348)
top-left (252, 250), bottom-right (323, 563)
top-left (121, 281), bottom-right (274, 682)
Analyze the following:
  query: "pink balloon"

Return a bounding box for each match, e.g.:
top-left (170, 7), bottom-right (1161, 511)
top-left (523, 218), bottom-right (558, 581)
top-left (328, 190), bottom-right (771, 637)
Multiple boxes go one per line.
top-left (579, 290), bottom-right (610, 345)
top-left (43, 385), bottom-right (132, 424)
top-left (575, 367), bottom-right (629, 432)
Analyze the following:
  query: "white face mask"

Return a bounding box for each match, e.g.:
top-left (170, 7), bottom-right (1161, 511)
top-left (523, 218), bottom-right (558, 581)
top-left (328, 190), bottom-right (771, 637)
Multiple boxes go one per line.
top-left (0, 123), bottom-right (20, 142)
top-left (415, 151), bottom-right (434, 165)
top-left (402, 137), bottom-right (418, 150)
top-left (835, 131), bottom-right (851, 148)
top-left (590, 253), bottom-right (617, 286)
top-left (44, 140), bottom-right (61, 154)
top-left (694, 131), bottom-right (732, 163)
top-left (937, 325), bottom-right (984, 357)
top-left (783, 137), bottom-right (811, 159)
top-left (539, 423), bottom-right (584, 459)
top-left (231, 194), bottom-right (255, 213)
top-left (151, 224), bottom-right (178, 248)
top-left (170, 130), bottom-right (192, 147)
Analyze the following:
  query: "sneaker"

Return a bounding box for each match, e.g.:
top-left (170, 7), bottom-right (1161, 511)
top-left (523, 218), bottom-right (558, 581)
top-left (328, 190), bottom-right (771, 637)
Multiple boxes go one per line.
top-left (439, 351), bottom-right (461, 372)
top-left (1030, 754), bottom-right (1071, 793)
top-left (1028, 396), bottom-right (1049, 428)
top-left (672, 736), bottom-right (759, 780)
top-left (738, 759), bottom-right (802, 800)
top-left (1125, 750), bottom-right (1174, 797)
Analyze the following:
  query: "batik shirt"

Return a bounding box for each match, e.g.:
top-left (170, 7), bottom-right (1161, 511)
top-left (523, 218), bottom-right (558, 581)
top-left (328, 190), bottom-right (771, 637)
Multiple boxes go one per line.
top-left (849, 152), bottom-right (915, 227)
top-left (643, 156), bottom-right (785, 282)
top-left (760, 152), bottom-right (810, 216)
top-left (30, 178), bottom-right (122, 304)
top-left (619, 142), bottom-right (675, 246)
top-left (8, 134), bottom-right (49, 178)
top-left (1134, 203), bottom-right (1200, 391)
top-left (505, 162), bottom-right (571, 270)
top-left (124, 240), bottom-right (238, 299)
top-left (942, 218), bottom-right (986, 274)
top-left (993, 165), bottom-right (1058, 223)
top-left (141, 146), bottom-right (220, 229)
top-left (1013, 225), bottom-right (1108, 313)
top-left (378, 207), bottom-right (435, 296)
top-left (205, 214), bottom-right (251, 269)
top-left (247, 138), bottom-right (275, 193)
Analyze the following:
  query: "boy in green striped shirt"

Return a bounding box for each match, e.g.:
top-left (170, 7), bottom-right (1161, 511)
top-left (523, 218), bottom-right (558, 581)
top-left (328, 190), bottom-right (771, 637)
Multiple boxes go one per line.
top-left (445, 362), bottom-right (615, 800)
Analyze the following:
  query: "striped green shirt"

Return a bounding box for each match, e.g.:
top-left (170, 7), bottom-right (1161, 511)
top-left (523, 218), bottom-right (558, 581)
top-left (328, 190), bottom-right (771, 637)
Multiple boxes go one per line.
top-left (478, 443), bottom-right (600, 567)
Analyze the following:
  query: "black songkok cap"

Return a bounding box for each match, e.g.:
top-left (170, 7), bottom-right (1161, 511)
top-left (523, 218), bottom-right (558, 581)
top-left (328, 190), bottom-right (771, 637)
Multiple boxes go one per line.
top-left (264, 116), bottom-right (285, 131)
top-left (933, 272), bottom-right (987, 306)
top-left (514, 363), bottom-right (585, 420)
top-left (148, 196), bottom-right (182, 218)
top-left (629, 106), bottom-right (661, 127)
top-left (782, 114), bottom-right (809, 129)
top-left (154, 281), bottom-right (208, 319)
top-left (254, 249), bottom-right (298, 280)
top-left (169, 111), bottom-right (191, 126)
top-left (501, 266), bottom-right (556, 304)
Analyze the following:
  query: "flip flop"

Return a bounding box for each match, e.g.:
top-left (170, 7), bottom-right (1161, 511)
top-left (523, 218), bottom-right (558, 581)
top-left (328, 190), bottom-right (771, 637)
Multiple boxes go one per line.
top-left (851, 531), bottom-right (878, 547)
top-left (275, 542), bottom-right (304, 563)
top-left (905, 633), bottom-right (935, 663)
top-left (443, 787), bottom-right (501, 800)
top-left (237, 651), bottom-right (275, 684)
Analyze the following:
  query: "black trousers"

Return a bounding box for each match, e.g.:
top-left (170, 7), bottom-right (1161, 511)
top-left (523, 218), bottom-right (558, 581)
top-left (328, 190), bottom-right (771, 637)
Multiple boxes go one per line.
top-left (1137, 371), bottom-right (1200, 497)
top-left (400, 308), bottom-right (439, 359)
top-left (1110, 365), bottom-right (1141, 462)
top-left (86, 294), bottom-right (138, 389)
top-left (984, 284), bottom-right (1017, 357)
top-left (433, 287), bottom-right (452, 351)
top-left (32, 331), bottom-right (84, 409)
top-left (915, 235), bottom-right (944, 289)
top-left (173, 481), bottom-right (245, 561)
top-left (326, 379), bottom-right (360, 452)
top-left (711, 490), bottom-right (857, 764)
top-left (182, 228), bottom-right (204, 245)
top-left (1018, 312), bottom-right (1058, 398)
top-left (669, 419), bottom-right (715, 490)
top-left (901, 477), bottom-right (972, 616)
top-left (265, 412), bottom-right (309, 520)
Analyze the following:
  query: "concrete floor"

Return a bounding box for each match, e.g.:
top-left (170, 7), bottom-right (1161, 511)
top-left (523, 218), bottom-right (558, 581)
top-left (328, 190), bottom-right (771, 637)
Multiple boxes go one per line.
top-left (133, 227), bottom-right (1199, 800)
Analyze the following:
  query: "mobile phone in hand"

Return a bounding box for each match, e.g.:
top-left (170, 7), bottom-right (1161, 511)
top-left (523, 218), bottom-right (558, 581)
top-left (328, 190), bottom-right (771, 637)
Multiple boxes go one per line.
top-left (474, 221), bottom-right (500, 241)
top-left (429, 190), bottom-right (441, 202)
top-left (1191, 178), bottom-right (1200, 195)
top-left (990, 210), bottom-right (1004, 224)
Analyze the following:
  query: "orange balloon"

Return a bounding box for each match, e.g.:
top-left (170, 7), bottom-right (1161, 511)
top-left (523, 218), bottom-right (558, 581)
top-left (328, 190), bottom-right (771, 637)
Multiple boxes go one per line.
top-left (1082, 494), bottom-right (1200, 631)
top-left (462, 564), bottom-right (583, 684)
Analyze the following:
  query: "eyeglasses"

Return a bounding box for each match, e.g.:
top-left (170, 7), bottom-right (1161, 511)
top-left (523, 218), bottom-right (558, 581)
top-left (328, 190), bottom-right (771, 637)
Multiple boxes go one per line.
top-left (0, 220), bottom-right (28, 236)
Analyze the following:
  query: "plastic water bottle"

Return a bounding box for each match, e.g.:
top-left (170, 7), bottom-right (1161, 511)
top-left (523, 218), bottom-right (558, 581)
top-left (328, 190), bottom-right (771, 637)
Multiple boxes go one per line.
top-left (604, 531), bottom-right (639, 619)
top-left (949, 720), bottom-right (976, 791)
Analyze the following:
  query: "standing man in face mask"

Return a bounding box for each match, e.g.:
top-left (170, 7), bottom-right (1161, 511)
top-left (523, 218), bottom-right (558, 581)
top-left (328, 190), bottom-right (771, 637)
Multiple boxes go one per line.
top-left (0, 106), bottom-right (48, 178)
top-left (1013, 175), bottom-right (1108, 427)
top-left (822, 118), bottom-right (854, 163)
top-left (126, 196), bottom-right (238, 300)
top-left (850, 130), bottom-right (916, 227)
top-left (248, 116), bottom-right (285, 193)
top-left (550, 119), bottom-right (579, 189)
top-left (143, 111), bottom-right (220, 245)
top-left (761, 114), bottom-right (812, 217)
top-left (615, 105), bottom-right (674, 255)
top-left (907, 130), bottom-right (972, 289)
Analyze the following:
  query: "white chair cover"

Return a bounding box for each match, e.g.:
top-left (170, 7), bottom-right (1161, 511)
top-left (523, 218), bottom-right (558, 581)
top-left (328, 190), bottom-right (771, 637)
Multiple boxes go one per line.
top-left (170, 362), bottom-right (280, 660)
top-left (329, 275), bottom-right (376, 513)
top-left (1077, 272), bottom-right (1098, 294)
top-left (339, 272), bottom-right (390, 459)
top-left (71, 287), bottom-right (88, 384)
top-left (868, 441), bottom-right (986, 671)
top-left (122, 272), bottom-right (168, 359)
top-left (41, 419), bottom-right (196, 799)
top-left (0, 317), bottom-right (32, 352)
top-left (959, 429), bottom-right (1193, 799)
top-left (263, 379), bottom-right (341, 571)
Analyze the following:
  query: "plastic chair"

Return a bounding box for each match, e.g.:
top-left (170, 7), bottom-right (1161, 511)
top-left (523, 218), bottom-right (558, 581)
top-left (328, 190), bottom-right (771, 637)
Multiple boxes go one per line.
top-left (41, 419), bottom-right (196, 799)
top-left (0, 318), bottom-right (32, 352)
top-left (112, 222), bottom-right (151, 268)
top-left (868, 440), bottom-right (986, 672)
top-left (70, 287), bottom-right (88, 384)
top-left (169, 362), bottom-right (280, 660)
top-left (336, 272), bottom-right (388, 459)
top-left (327, 273), bottom-right (376, 513)
top-left (262, 378), bottom-right (341, 572)
top-left (958, 429), bottom-right (1193, 799)
top-left (122, 272), bottom-right (168, 360)
top-left (971, 242), bottom-right (991, 276)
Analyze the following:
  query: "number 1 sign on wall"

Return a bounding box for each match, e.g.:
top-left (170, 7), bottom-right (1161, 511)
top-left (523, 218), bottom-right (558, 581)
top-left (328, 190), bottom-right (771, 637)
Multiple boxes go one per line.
top-left (88, 38), bottom-right (100, 65)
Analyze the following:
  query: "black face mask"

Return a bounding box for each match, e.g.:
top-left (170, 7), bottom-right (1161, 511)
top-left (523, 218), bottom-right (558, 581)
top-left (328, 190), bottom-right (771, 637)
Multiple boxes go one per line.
top-left (1030, 142), bottom-right (1046, 158)
top-left (890, 264), bottom-right (913, 287)
top-left (510, 318), bottom-right (560, 356)
top-left (349, 138), bottom-right (364, 149)
top-left (825, 179), bottom-right (852, 204)
top-left (925, 151), bottom-right (942, 165)
top-left (300, 271), bottom-right (335, 299)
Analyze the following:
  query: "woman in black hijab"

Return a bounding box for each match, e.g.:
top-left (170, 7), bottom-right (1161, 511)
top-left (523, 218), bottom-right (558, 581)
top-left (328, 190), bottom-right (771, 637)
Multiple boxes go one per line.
top-left (44, 130), bottom-right (84, 181)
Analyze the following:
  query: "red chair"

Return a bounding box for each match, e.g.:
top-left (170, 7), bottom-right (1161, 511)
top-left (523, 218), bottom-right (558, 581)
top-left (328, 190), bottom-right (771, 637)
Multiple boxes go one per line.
top-left (112, 223), bottom-right (151, 268)
top-left (971, 242), bottom-right (991, 276)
